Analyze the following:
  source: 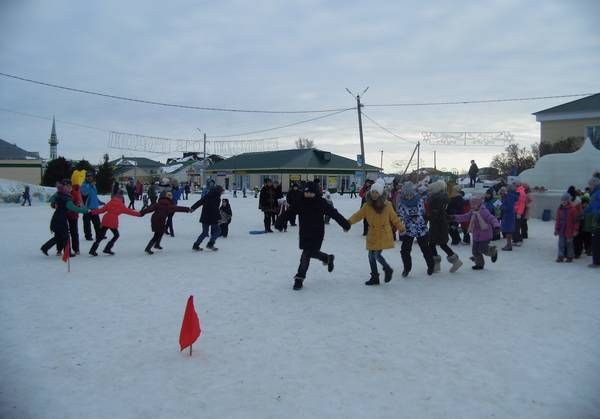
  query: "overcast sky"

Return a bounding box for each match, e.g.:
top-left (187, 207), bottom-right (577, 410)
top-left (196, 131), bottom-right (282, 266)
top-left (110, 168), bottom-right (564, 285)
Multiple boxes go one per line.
top-left (1, 0), bottom-right (598, 172)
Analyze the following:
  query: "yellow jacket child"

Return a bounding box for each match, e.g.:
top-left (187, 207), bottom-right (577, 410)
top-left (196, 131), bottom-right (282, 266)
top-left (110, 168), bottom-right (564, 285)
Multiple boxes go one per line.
top-left (348, 179), bottom-right (406, 285)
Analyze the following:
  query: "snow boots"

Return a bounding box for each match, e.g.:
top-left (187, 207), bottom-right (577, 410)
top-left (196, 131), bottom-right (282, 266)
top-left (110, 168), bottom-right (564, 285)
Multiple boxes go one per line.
top-left (327, 254), bottom-right (335, 272)
top-left (447, 254), bottom-right (463, 273)
top-left (293, 275), bottom-right (304, 290)
top-left (365, 273), bottom-right (380, 286)
top-left (433, 255), bottom-right (442, 273)
top-left (383, 266), bottom-right (393, 283)
top-left (490, 246), bottom-right (498, 263)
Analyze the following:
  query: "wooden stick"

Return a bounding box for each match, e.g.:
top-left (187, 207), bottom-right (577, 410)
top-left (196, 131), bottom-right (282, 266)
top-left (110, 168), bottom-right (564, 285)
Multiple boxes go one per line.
top-left (189, 345), bottom-right (192, 356)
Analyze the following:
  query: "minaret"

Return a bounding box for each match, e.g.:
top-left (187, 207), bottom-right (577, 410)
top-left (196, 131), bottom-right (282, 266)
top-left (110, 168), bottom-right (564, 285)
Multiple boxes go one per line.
top-left (49, 116), bottom-right (58, 160)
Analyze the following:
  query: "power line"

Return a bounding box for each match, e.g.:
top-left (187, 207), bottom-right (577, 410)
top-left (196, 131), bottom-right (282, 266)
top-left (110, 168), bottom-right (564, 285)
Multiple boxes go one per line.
top-left (208, 108), bottom-right (354, 138)
top-left (361, 111), bottom-right (416, 144)
top-left (0, 71), bottom-right (350, 114)
top-left (365, 93), bottom-right (597, 108)
top-left (0, 105), bottom-right (342, 144)
top-left (0, 107), bottom-right (108, 132)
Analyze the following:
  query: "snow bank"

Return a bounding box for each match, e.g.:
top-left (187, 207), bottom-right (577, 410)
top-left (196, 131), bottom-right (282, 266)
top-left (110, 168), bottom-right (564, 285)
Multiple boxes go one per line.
top-left (0, 178), bottom-right (55, 204)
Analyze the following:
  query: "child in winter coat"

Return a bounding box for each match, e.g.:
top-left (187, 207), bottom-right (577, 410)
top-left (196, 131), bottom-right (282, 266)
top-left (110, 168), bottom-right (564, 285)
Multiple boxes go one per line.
top-left (453, 196), bottom-right (500, 270)
top-left (140, 191), bottom-right (190, 254)
top-left (89, 190), bottom-right (140, 256)
top-left (190, 185), bottom-right (224, 251)
top-left (41, 180), bottom-right (89, 256)
top-left (396, 181), bottom-right (434, 277)
top-left (554, 193), bottom-right (579, 262)
top-left (426, 180), bottom-right (463, 273)
top-left (22, 185), bottom-right (31, 206)
top-left (499, 185), bottom-right (519, 251)
top-left (348, 179), bottom-right (406, 285)
top-left (274, 197), bottom-right (289, 232)
top-left (219, 198), bottom-right (233, 237)
top-left (292, 181), bottom-right (350, 290)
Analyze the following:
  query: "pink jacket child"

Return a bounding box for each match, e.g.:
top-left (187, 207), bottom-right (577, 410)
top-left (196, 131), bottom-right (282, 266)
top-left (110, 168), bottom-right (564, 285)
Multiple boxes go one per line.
top-left (515, 184), bottom-right (527, 217)
top-left (454, 196), bottom-right (501, 269)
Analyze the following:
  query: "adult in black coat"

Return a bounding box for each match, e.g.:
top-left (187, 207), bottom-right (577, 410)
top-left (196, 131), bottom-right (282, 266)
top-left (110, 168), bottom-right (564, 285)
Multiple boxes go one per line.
top-left (140, 192), bottom-right (189, 254)
top-left (259, 179), bottom-right (276, 232)
top-left (286, 183), bottom-right (303, 226)
top-left (293, 181), bottom-right (351, 290)
top-left (468, 160), bottom-right (479, 187)
top-left (190, 185), bottom-right (224, 250)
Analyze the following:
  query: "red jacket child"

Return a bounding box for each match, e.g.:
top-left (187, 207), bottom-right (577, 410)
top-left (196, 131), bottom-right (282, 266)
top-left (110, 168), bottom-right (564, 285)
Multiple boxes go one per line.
top-left (554, 199), bottom-right (579, 238)
top-left (91, 194), bottom-right (140, 228)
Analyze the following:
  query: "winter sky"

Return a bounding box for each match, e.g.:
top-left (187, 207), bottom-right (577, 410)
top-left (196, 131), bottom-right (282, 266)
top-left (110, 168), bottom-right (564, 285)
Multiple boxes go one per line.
top-left (0, 0), bottom-right (598, 172)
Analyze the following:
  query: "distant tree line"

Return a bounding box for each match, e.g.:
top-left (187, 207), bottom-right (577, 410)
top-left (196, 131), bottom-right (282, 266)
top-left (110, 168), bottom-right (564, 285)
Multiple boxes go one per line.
top-left (41, 154), bottom-right (114, 194)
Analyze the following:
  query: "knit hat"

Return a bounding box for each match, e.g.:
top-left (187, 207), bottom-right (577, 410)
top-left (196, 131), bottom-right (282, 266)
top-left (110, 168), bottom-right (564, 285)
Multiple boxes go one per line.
top-left (560, 192), bottom-right (571, 202)
top-left (370, 179), bottom-right (385, 195)
top-left (428, 180), bottom-right (447, 195)
top-left (401, 181), bottom-right (416, 198)
top-left (304, 181), bottom-right (318, 194)
top-left (470, 195), bottom-right (483, 208)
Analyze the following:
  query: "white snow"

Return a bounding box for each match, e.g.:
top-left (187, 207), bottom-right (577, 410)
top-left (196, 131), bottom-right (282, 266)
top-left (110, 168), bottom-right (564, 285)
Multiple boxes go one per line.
top-left (0, 178), bottom-right (55, 204)
top-left (162, 163), bottom-right (184, 174)
top-left (1, 193), bottom-right (599, 419)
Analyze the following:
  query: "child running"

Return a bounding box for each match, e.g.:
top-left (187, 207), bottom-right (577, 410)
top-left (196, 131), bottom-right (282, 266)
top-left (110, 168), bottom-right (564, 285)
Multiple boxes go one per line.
top-left (426, 180), bottom-right (463, 273)
top-left (396, 181), bottom-right (434, 277)
top-left (140, 191), bottom-right (190, 254)
top-left (348, 179), bottom-right (406, 285)
top-left (452, 195), bottom-right (500, 270)
top-left (191, 185), bottom-right (224, 251)
top-left (89, 190), bottom-right (140, 256)
top-left (292, 181), bottom-right (350, 290)
top-left (41, 180), bottom-right (88, 256)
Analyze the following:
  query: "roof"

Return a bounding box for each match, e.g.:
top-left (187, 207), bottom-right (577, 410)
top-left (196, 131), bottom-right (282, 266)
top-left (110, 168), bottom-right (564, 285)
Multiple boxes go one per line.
top-left (206, 148), bottom-right (380, 173)
top-left (109, 156), bottom-right (164, 168)
top-left (0, 139), bottom-right (40, 160)
top-left (162, 159), bottom-right (198, 174)
top-left (533, 93), bottom-right (600, 116)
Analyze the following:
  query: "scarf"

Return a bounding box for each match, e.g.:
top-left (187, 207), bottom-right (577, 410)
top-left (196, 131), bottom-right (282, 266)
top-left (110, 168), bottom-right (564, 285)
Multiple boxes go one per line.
top-left (468, 209), bottom-right (489, 233)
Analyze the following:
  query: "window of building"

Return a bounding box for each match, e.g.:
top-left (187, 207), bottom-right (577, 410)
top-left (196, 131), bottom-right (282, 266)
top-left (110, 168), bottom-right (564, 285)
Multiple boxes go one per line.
top-left (585, 125), bottom-right (600, 149)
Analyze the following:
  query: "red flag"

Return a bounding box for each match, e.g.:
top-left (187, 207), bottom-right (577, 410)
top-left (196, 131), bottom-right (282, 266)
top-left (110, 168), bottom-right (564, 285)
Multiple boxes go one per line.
top-left (62, 238), bottom-right (70, 263)
top-left (179, 296), bottom-right (201, 352)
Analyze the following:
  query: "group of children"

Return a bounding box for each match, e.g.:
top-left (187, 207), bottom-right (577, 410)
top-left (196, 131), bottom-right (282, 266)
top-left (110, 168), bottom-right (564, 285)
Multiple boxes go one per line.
top-left (41, 173), bottom-right (234, 258)
top-left (553, 176), bottom-right (600, 265)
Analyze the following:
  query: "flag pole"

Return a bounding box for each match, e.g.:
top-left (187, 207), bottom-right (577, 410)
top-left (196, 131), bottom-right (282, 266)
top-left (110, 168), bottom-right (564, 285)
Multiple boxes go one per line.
top-left (189, 345), bottom-right (192, 356)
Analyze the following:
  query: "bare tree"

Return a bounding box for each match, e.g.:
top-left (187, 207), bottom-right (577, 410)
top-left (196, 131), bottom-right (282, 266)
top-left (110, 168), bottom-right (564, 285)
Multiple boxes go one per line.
top-left (295, 137), bottom-right (314, 149)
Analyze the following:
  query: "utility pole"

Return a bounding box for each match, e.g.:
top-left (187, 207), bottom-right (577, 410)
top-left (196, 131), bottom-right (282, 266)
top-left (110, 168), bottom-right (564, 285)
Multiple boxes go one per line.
top-left (416, 141), bottom-right (421, 180)
top-left (346, 87), bottom-right (369, 182)
top-left (434, 150), bottom-right (437, 170)
top-left (380, 149), bottom-right (384, 174)
top-left (196, 129), bottom-right (208, 186)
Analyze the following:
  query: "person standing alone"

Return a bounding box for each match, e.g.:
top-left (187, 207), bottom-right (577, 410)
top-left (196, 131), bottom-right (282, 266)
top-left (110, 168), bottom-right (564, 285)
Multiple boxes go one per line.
top-left (468, 160), bottom-right (479, 188)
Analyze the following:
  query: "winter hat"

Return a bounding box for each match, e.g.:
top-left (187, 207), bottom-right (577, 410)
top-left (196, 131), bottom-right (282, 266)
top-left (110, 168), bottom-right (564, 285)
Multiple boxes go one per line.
top-left (401, 181), bottom-right (416, 198)
top-left (470, 195), bottom-right (483, 208)
top-left (581, 194), bottom-right (590, 204)
top-left (589, 176), bottom-right (600, 190)
top-left (370, 179), bottom-right (385, 195)
top-left (560, 193), bottom-right (571, 202)
top-left (428, 180), bottom-right (447, 195)
top-left (304, 181), bottom-right (318, 194)
top-left (277, 197), bottom-right (287, 205)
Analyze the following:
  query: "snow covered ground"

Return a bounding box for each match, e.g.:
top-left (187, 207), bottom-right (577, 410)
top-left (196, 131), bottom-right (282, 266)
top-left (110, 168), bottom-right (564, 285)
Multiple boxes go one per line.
top-left (1, 192), bottom-right (599, 419)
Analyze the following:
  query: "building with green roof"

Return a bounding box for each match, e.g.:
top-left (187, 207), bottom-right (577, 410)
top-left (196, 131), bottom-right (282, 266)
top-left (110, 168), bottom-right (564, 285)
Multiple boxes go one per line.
top-left (206, 148), bottom-right (380, 192)
top-left (533, 93), bottom-right (600, 149)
